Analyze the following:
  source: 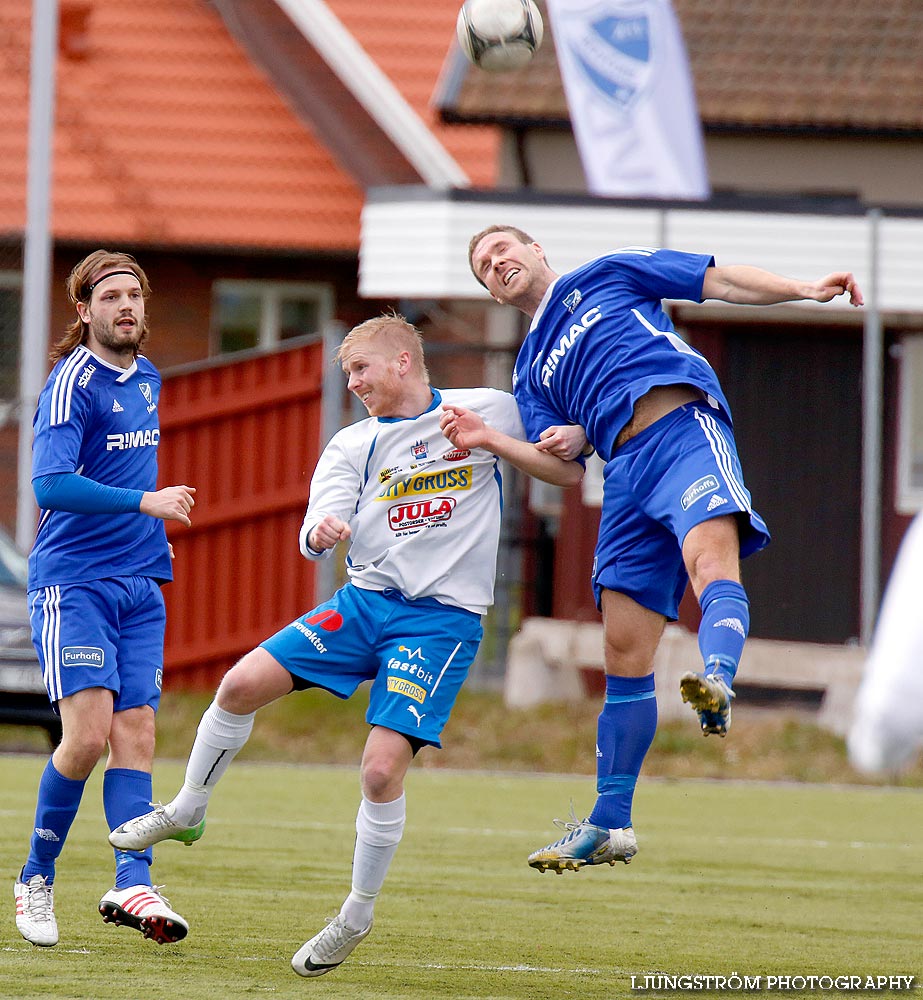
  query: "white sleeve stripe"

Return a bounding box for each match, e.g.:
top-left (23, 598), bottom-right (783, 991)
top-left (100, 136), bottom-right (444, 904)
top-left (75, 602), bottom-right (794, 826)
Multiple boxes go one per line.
top-left (50, 347), bottom-right (88, 426)
top-left (49, 349), bottom-right (80, 425)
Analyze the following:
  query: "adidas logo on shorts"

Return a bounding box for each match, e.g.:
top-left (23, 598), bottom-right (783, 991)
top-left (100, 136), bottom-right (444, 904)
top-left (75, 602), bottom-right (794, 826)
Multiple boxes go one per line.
top-left (706, 494), bottom-right (728, 511)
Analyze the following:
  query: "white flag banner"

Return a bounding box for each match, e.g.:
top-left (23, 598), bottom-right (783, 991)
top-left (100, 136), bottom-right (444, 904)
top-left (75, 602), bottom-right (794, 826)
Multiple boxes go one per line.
top-left (545, 0), bottom-right (710, 199)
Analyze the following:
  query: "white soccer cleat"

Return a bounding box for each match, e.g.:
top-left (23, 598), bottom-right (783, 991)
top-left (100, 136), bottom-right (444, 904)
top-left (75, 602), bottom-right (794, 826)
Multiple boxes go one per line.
top-left (292, 914), bottom-right (372, 977)
top-left (108, 802), bottom-right (205, 851)
top-left (15, 872), bottom-right (59, 947)
top-left (98, 884), bottom-right (189, 944)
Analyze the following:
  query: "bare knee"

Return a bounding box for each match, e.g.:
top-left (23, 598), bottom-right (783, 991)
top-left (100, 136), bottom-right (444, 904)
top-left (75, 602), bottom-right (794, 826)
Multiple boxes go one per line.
top-left (600, 590), bottom-right (666, 677)
top-left (683, 516), bottom-right (741, 597)
top-left (216, 649), bottom-right (293, 714)
top-left (360, 729), bottom-right (413, 802)
top-left (53, 689), bottom-right (113, 778)
top-left (360, 756), bottom-right (401, 801)
top-left (55, 720), bottom-right (109, 777)
top-left (107, 706), bottom-right (156, 771)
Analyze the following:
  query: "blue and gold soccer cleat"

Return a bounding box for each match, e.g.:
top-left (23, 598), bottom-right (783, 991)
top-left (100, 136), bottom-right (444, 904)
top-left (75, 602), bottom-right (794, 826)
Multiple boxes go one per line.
top-left (527, 816), bottom-right (637, 874)
top-left (680, 671), bottom-right (735, 737)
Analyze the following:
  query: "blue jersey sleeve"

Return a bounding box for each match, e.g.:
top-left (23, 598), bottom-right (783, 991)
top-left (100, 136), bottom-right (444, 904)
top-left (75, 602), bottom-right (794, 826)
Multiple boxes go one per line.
top-left (32, 378), bottom-right (92, 477)
top-left (604, 248), bottom-right (714, 303)
top-left (33, 472), bottom-right (143, 514)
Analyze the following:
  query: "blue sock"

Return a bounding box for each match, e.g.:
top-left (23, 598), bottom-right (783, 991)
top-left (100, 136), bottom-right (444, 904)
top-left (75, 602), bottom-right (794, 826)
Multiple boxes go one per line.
top-left (103, 768), bottom-right (154, 888)
top-left (22, 759), bottom-right (87, 883)
top-left (698, 579), bottom-right (750, 688)
top-left (587, 673), bottom-right (657, 830)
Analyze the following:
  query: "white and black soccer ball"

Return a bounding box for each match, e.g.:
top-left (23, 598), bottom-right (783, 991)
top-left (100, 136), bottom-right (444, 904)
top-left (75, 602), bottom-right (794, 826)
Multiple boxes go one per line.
top-left (456, 0), bottom-right (544, 73)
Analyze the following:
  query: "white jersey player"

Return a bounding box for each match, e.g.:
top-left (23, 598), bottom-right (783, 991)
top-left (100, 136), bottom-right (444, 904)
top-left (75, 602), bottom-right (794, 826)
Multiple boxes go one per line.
top-left (108, 312), bottom-right (584, 975)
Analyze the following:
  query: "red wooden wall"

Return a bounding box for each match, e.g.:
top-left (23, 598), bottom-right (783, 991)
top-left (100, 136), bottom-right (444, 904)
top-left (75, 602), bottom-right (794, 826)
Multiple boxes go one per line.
top-left (157, 341), bottom-right (324, 689)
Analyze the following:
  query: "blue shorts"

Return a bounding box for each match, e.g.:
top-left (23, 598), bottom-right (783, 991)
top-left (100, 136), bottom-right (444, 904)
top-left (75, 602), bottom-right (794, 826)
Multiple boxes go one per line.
top-left (593, 402), bottom-right (770, 618)
top-left (260, 584), bottom-right (483, 749)
top-left (28, 576), bottom-right (166, 712)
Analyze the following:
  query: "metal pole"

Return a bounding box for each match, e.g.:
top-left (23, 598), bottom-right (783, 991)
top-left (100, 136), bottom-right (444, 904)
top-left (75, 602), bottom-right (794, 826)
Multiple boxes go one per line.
top-left (860, 208), bottom-right (883, 644)
top-left (314, 321), bottom-right (346, 602)
top-left (16, 0), bottom-right (59, 551)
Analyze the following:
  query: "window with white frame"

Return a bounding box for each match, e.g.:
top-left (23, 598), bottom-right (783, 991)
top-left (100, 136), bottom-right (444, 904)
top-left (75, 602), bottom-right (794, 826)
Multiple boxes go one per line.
top-left (211, 280), bottom-right (334, 356)
top-left (898, 333), bottom-right (923, 513)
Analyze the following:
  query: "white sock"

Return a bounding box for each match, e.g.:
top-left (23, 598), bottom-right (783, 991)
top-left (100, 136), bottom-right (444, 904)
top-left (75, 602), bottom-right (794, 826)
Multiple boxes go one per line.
top-left (339, 794), bottom-right (406, 930)
top-left (170, 701), bottom-right (255, 825)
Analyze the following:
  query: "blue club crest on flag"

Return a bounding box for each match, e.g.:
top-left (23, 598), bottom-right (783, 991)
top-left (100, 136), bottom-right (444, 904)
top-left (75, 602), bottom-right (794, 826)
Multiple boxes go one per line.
top-left (411, 440), bottom-right (428, 460)
top-left (567, 2), bottom-right (654, 113)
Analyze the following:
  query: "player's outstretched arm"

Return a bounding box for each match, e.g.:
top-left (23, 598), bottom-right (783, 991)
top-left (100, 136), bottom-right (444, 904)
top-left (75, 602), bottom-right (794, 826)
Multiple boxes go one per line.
top-left (140, 485), bottom-right (196, 526)
top-left (440, 404), bottom-right (583, 487)
top-left (702, 265), bottom-right (864, 307)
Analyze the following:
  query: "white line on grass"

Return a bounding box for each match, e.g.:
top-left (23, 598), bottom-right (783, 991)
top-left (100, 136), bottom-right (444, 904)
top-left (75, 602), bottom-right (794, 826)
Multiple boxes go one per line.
top-left (198, 954), bottom-right (618, 975)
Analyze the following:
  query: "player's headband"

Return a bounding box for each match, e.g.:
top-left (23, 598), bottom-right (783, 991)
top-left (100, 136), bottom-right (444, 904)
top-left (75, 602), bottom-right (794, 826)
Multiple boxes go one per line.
top-left (85, 270), bottom-right (141, 295)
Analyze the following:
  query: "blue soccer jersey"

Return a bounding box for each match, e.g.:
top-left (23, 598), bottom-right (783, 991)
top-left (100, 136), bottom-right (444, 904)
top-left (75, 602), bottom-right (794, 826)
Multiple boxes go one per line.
top-left (28, 345), bottom-right (173, 588)
top-left (512, 248), bottom-right (730, 461)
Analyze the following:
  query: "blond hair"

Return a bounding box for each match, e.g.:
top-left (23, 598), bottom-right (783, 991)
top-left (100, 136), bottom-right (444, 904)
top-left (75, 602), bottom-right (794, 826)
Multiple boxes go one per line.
top-left (336, 312), bottom-right (429, 384)
top-left (52, 250), bottom-right (151, 363)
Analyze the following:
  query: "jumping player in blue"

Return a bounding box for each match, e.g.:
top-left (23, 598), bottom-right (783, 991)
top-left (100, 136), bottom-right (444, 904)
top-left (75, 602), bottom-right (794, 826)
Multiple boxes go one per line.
top-left (465, 225), bottom-right (864, 874)
top-left (14, 251), bottom-right (196, 947)
top-left (109, 312), bottom-right (585, 976)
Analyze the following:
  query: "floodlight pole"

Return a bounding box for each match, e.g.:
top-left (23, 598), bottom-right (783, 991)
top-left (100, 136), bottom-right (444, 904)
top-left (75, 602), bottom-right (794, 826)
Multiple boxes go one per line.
top-left (16, 0), bottom-right (58, 552)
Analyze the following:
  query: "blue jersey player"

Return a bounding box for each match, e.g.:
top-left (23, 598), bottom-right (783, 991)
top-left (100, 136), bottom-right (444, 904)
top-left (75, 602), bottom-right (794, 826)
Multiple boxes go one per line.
top-left (108, 313), bottom-right (584, 977)
top-left (14, 251), bottom-right (196, 948)
top-left (467, 225), bottom-right (864, 874)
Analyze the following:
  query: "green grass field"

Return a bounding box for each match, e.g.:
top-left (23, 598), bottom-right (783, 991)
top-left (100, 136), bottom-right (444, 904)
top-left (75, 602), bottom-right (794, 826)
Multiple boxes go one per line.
top-left (1, 755), bottom-right (921, 1000)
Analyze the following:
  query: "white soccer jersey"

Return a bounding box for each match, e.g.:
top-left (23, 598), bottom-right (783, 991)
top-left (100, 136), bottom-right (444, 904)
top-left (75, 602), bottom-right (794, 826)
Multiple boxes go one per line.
top-left (299, 387), bottom-right (525, 615)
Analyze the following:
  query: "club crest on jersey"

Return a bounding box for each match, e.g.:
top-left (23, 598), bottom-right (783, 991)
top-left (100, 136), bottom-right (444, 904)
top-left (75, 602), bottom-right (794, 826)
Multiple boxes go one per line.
top-left (562, 288), bottom-right (583, 314)
top-left (138, 381), bottom-right (156, 413)
top-left (411, 440), bottom-right (428, 461)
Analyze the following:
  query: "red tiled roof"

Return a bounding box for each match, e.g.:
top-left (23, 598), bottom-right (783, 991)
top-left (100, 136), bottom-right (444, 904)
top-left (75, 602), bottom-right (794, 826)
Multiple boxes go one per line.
top-left (0, 0), bottom-right (499, 251)
top-left (442, 0), bottom-right (923, 133)
top-left (327, 0), bottom-right (499, 186)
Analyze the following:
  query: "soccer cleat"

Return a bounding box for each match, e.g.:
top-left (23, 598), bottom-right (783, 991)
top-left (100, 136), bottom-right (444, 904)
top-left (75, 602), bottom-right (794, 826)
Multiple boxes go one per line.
top-left (680, 671), bottom-right (735, 737)
top-left (291, 914), bottom-right (372, 978)
top-left (108, 802), bottom-right (205, 851)
top-left (527, 817), bottom-right (637, 874)
top-left (98, 884), bottom-right (189, 944)
top-left (14, 872), bottom-right (59, 947)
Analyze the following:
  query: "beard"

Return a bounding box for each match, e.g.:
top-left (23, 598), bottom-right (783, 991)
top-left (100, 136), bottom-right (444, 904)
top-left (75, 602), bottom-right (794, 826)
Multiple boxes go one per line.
top-left (90, 315), bottom-right (145, 358)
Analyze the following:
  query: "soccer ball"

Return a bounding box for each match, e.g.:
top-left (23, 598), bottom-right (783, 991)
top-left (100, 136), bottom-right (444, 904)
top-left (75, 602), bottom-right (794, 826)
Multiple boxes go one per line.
top-left (456, 0), bottom-right (544, 73)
